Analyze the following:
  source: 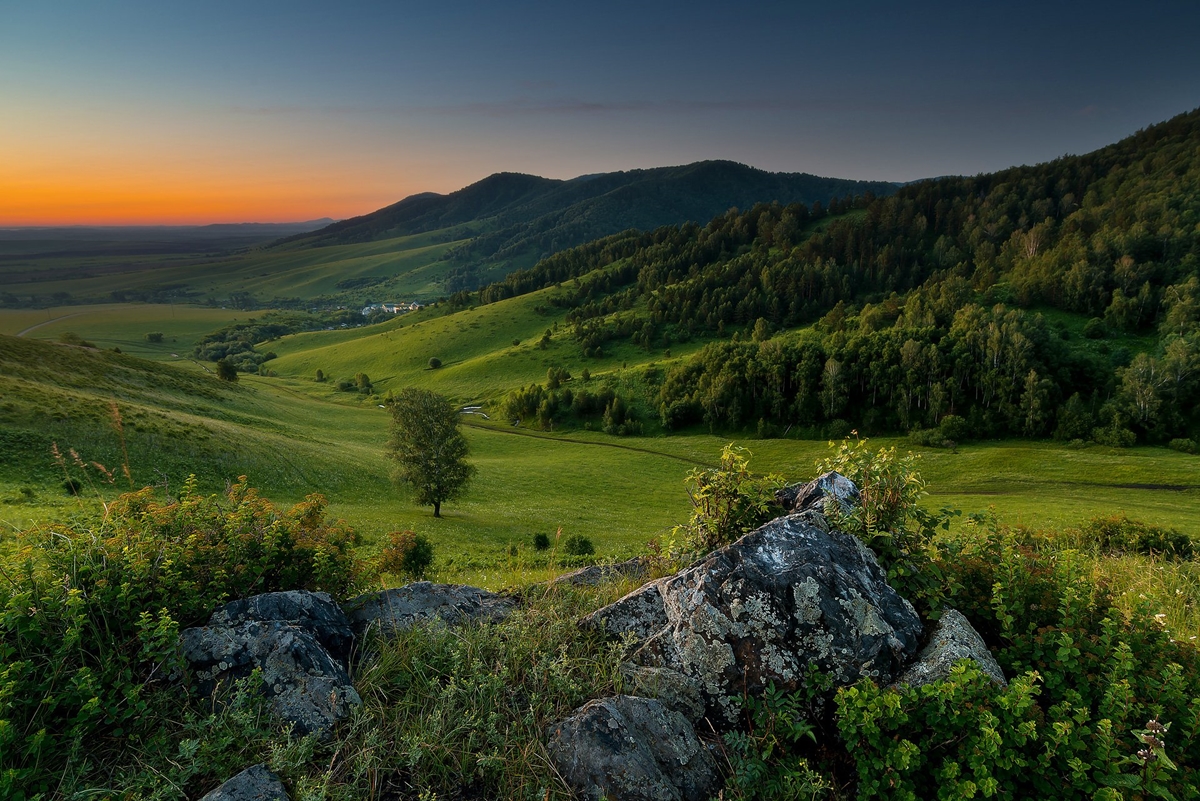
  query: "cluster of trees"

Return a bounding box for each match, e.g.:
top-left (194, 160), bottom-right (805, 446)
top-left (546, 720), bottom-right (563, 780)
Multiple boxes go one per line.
top-left (193, 310), bottom-right (363, 372)
top-left (501, 369), bottom-right (642, 434)
top-left (466, 109), bottom-right (1200, 443)
top-left (655, 299), bottom-right (1199, 443)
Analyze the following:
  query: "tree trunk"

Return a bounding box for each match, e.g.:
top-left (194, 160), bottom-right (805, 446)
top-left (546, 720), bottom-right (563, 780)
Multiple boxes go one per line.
top-left (433, 501), bottom-right (441, 518)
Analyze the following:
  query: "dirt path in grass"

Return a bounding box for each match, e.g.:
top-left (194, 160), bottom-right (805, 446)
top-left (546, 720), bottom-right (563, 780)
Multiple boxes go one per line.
top-left (15, 312), bottom-right (85, 337)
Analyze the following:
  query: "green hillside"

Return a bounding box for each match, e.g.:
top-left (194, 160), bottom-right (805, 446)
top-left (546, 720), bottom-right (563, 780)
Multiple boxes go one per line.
top-left (435, 108), bottom-right (1200, 446)
top-left (1, 162), bottom-right (899, 311)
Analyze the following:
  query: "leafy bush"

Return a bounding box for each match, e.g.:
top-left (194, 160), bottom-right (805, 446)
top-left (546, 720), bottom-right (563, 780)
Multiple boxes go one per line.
top-left (724, 682), bottom-right (830, 800)
top-left (428, 357), bottom-right (442, 369)
top-left (216, 359), bottom-right (238, 381)
top-left (835, 526), bottom-right (1200, 800)
top-left (562, 534), bottom-right (595, 557)
top-left (907, 427), bottom-right (954, 448)
top-left (739, 516), bottom-right (1200, 800)
top-left (58, 331), bottom-right (96, 348)
top-left (1094, 424), bottom-right (1137, 447)
top-left (818, 437), bottom-right (957, 616)
top-left (1170, 438), bottom-right (1197, 454)
top-left (145, 332), bottom-right (164, 343)
top-left (378, 530), bottom-right (435, 578)
top-left (675, 445), bottom-right (782, 554)
top-left (1080, 513), bottom-right (1194, 559)
top-left (1084, 317), bottom-right (1108, 338)
top-left (532, 532), bottom-right (551, 551)
top-left (938, 414), bottom-right (970, 442)
top-left (0, 478), bottom-right (364, 794)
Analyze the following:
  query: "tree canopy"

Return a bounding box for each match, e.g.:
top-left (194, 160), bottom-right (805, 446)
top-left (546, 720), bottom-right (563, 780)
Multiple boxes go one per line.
top-left (386, 388), bottom-right (475, 517)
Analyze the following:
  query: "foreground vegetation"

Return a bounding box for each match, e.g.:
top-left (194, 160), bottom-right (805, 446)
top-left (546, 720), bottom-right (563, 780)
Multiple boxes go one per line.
top-left (5, 443), bottom-right (1200, 799)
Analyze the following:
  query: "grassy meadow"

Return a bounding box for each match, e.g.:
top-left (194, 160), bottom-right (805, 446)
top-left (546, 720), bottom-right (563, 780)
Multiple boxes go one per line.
top-left (4, 298), bottom-right (1200, 800)
top-left (3, 313), bottom-right (1198, 578)
top-left (0, 225), bottom-right (480, 308)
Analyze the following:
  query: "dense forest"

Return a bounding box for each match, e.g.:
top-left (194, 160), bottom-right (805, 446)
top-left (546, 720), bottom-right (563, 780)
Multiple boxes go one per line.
top-left (485, 109), bottom-right (1200, 444)
top-left (283, 161), bottom-right (897, 293)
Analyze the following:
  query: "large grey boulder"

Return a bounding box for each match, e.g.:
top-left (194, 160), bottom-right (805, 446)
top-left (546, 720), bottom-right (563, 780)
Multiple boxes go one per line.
top-left (619, 663), bottom-right (706, 724)
top-left (546, 695), bottom-right (718, 801)
top-left (584, 513), bottom-right (922, 725)
top-left (342, 582), bottom-right (515, 638)
top-left (581, 580), bottom-right (668, 643)
top-left (199, 764), bottom-right (289, 801)
top-left (180, 592), bottom-right (361, 736)
top-left (775, 470), bottom-right (859, 515)
top-left (892, 608), bottom-right (1007, 689)
top-left (209, 591), bottom-right (355, 665)
top-left (552, 557), bottom-right (649, 587)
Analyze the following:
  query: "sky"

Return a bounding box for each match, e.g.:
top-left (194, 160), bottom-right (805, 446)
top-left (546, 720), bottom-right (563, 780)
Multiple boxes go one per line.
top-left (2, 1), bottom-right (1199, 226)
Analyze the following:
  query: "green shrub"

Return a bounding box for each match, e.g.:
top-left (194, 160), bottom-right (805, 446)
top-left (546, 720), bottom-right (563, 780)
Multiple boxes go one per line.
top-left (428, 357), bottom-right (442, 369)
top-left (1080, 513), bottom-right (1194, 559)
top-left (834, 526), bottom-right (1200, 799)
top-left (938, 414), bottom-right (970, 442)
top-left (1094, 424), bottom-right (1137, 447)
top-left (378, 530), bottom-right (435, 578)
top-left (818, 437), bottom-right (957, 616)
top-left (1170, 438), bottom-right (1197, 454)
top-left (145, 332), bottom-right (164, 343)
top-left (532, 532), bottom-right (551, 551)
top-left (58, 331), bottom-right (96, 348)
top-left (675, 445), bottom-right (782, 554)
top-left (1084, 317), bottom-right (1107, 338)
top-left (723, 682), bottom-right (831, 799)
top-left (907, 427), bottom-right (954, 448)
top-left (562, 534), bottom-right (595, 557)
top-left (0, 478), bottom-right (364, 793)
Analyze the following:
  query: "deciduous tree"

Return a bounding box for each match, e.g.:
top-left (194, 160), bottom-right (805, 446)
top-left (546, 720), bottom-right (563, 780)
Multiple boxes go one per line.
top-left (386, 388), bottom-right (474, 518)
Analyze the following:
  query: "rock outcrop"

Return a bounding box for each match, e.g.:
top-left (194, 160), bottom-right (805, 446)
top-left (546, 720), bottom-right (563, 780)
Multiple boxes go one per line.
top-left (619, 663), bottom-right (706, 723)
top-left (584, 512), bottom-right (922, 724)
top-left (208, 591), bottom-right (355, 664)
top-left (199, 763), bottom-right (289, 801)
top-left (343, 582), bottom-right (515, 638)
top-left (546, 695), bottom-right (718, 801)
top-left (775, 470), bottom-right (859, 515)
top-left (552, 557), bottom-right (649, 587)
top-left (180, 591), bottom-right (361, 736)
top-left (892, 607), bottom-right (1007, 689)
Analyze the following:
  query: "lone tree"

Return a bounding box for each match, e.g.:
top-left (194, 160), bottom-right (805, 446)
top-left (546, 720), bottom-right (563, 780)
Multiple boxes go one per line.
top-left (215, 359), bottom-right (238, 382)
top-left (386, 388), bottom-right (474, 517)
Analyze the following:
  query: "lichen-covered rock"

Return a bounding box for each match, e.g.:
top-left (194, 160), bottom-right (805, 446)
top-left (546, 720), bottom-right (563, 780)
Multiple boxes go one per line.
top-left (546, 695), bottom-right (718, 801)
top-left (580, 580), bottom-right (668, 642)
top-left (342, 582), bottom-right (515, 638)
top-left (552, 557), bottom-right (649, 587)
top-left (199, 763), bottom-right (289, 801)
top-left (892, 608), bottom-right (1007, 689)
top-left (180, 591), bottom-right (361, 736)
top-left (587, 513), bottom-right (922, 725)
top-left (620, 663), bottom-right (706, 723)
top-left (775, 471), bottom-right (859, 514)
top-left (208, 591), bottom-right (355, 665)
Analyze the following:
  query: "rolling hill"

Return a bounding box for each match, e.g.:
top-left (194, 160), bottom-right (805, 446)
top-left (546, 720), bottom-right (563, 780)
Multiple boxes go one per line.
top-left (0, 163), bottom-right (898, 309)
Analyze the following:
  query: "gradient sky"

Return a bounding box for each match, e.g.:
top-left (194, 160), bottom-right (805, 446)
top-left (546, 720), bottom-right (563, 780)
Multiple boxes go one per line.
top-left (3, 1), bottom-right (1199, 225)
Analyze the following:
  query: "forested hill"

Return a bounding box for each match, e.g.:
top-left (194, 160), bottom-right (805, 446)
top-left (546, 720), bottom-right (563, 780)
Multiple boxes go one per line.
top-left (483, 108), bottom-right (1200, 445)
top-left (279, 160), bottom-right (898, 258)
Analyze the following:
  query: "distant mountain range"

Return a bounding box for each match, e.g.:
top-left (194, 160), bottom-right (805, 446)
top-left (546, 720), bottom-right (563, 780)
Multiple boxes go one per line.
top-left (279, 162), bottom-right (899, 285)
